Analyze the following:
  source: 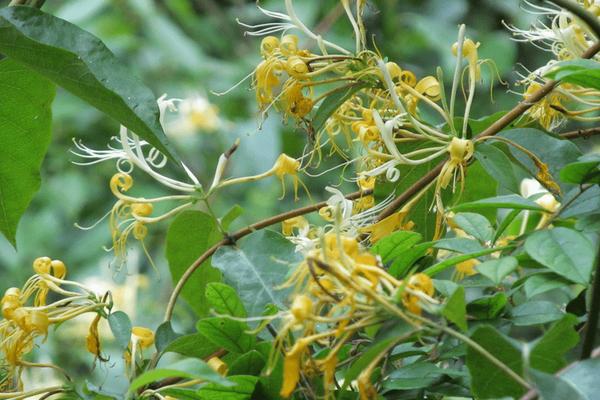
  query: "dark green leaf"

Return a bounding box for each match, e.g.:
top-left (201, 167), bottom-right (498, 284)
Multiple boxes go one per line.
top-left (524, 273), bottom-right (572, 299)
top-left (196, 317), bottom-right (255, 354)
top-left (529, 369), bottom-right (585, 400)
top-left (467, 292), bottom-right (507, 319)
top-left (466, 325), bottom-right (525, 399)
top-left (228, 350), bottom-right (266, 376)
top-left (560, 154), bottom-right (600, 184)
top-left (212, 230), bottom-right (302, 317)
top-left (155, 321), bottom-right (180, 353)
top-left (442, 286), bottom-right (467, 332)
top-left (384, 362), bottom-right (445, 390)
top-left (499, 128), bottom-right (582, 192)
top-left (475, 143), bottom-right (523, 193)
top-left (0, 6), bottom-right (175, 159)
top-left (452, 212), bottom-right (494, 243)
top-left (530, 314), bottom-right (579, 373)
top-left (434, 237), bottom-right (484, 253)
top-left (561, 358), bottom-right (600, 399)
top-left (107, 311), bottom-right (131, 350)
top-left (511, 301), bottom-right (564, 326)
top-left (0, 59), bottom-right (54, 246)
top-left (166, 211), bottom-right (222, 317)
top-left (164, 333), bottom-right (220, 359)
top-left (524, 227), bottom-right (595, 285)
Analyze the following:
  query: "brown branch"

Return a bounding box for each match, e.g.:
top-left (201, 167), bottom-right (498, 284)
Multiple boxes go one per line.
top-left (376, 41), bottom-right (600, 221)
top-left (163, 189), bottom-right (372, 321)
top-left (519, 346), bottom-right (600, 400)
top-left (560, 127), bottom-right (600, 140)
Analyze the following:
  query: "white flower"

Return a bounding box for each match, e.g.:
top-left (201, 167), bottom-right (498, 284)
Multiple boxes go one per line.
top-left (71, 95), bottom-right (201, 193)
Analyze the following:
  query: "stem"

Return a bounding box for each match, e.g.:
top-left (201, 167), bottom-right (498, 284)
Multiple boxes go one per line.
top-left (376, 40), bottom-right (600, 221)
top-left (162, 189), bottom-right (373, 321)
top-left (582, 241), bottom-right (600, 359)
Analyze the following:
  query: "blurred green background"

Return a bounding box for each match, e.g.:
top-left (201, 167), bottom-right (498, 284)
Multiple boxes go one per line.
top-left (0, 0), bottom-right (585, 393)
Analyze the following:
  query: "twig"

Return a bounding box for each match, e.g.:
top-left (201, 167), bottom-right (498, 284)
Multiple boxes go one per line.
top-left (520, 346), bottom-right (600, 400)
top-left (582, 241), bottom-right (600, 359)
top-left (560, 127), bottom-right (600, 140)
top-left (377, 40), bottom-right (600, 221)
top-left (163, 189), bottom-right (372, 321)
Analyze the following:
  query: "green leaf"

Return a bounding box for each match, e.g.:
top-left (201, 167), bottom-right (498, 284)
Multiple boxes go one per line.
top-left (221, 205), bottom-right (243, 231)
top-left (384, 362), bottom-right (445, 390)
top-left (228, 350), bottom-right (266, 376)
top-left (312, 83), bottom-right (368, 133)
top-left (529, 369), bottom-right (585, 400)
top-left (0, 6), bottom-right (175, 159)
top-left (389, 241), bottom-right (432, 277)
top-left (342, 332), bottom-right (411, 389)
top-left (511, 301), bottom-right (564, 326)
top-left (524, 273), bottom-right (572, 299)
top-left (476, 257), bottom-right (518, 285)
top-left (371, 230), bottom-right (422, 263)
top-left (442, 286), bottom-right (467, 332)
top-left (530, 314), bottom-right (579, 373)
top-left (475, 143), bottom-right (524, 193)
top-left (163, 333), bottom-right (220, 359)
top-left (467, 292), bottom-right (507, 319)
top-left (128, 360), bottom-right (231, 394)
top-left (212, 230), bottom-right (302, 317)
top-left (434, 238), bottom-right (484, 253)
top-left (196, 317), bottom-right (255, 354)
top-left (545, 59), bottom-right (600, 89)
top-left (166, 211), bottom-right (222, 317)
top-left (524, 227), bottom-right (595, 285)
top-left (452, 194), bottom-right (546, 212)
top-left (575, 213), bottom-right (600, 233)
top-left (561, 358), bottom-right (600, 399)
top-left (107, 311), bottom-right (131, 350)
top-left (499, 128), bottom-right (582, 192)
top-left (0, 59), bottom-right (54, 246)
top-left (466, 325), bottom-right (525, 399)
top-left (458, 161), bottom-right (498, 222)
top-left (196, 375), bottom-right (258, 400)
top-left (560, 154), bottom-right (600, 185)
top-left (452, 212), bottom-right (494, 243)
top-left (205, 282), bottom-right (247, 318)
top-left (155, 321), bottom-right (180, 353)
top-left (424, 246), bottom-right (509, 276)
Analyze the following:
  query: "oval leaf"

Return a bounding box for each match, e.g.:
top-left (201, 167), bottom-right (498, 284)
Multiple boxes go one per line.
top-left (524, 227), bottom-right (595, 285)
top-left (0, 59), bottom-right (54, 246)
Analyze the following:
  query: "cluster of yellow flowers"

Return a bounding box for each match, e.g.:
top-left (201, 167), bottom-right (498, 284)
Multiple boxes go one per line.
top-left (510, 0), bottom-right (600, 130)
top-left (269, 232), bottom-right (435, 398)
top-left (0, 257), bottom-right (109, 392)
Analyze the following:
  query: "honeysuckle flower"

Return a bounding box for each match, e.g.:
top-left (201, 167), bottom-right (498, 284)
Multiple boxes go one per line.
top-left (215, 153), bottom-right (307, 200)
top-left (1, 258), bottom-right (110, 392)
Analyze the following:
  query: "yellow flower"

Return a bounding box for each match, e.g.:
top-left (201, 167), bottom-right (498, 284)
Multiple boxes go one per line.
top-left (360, 210), bottom-right (412, 243)
top-left (455, 259), bottom-right (479, 279)
top-left (131, 326), bottom-right (155, 349)
top-left (86, 313), bottom-right (103, 359)
top-left (280, 338), bottom-right (309, 398)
